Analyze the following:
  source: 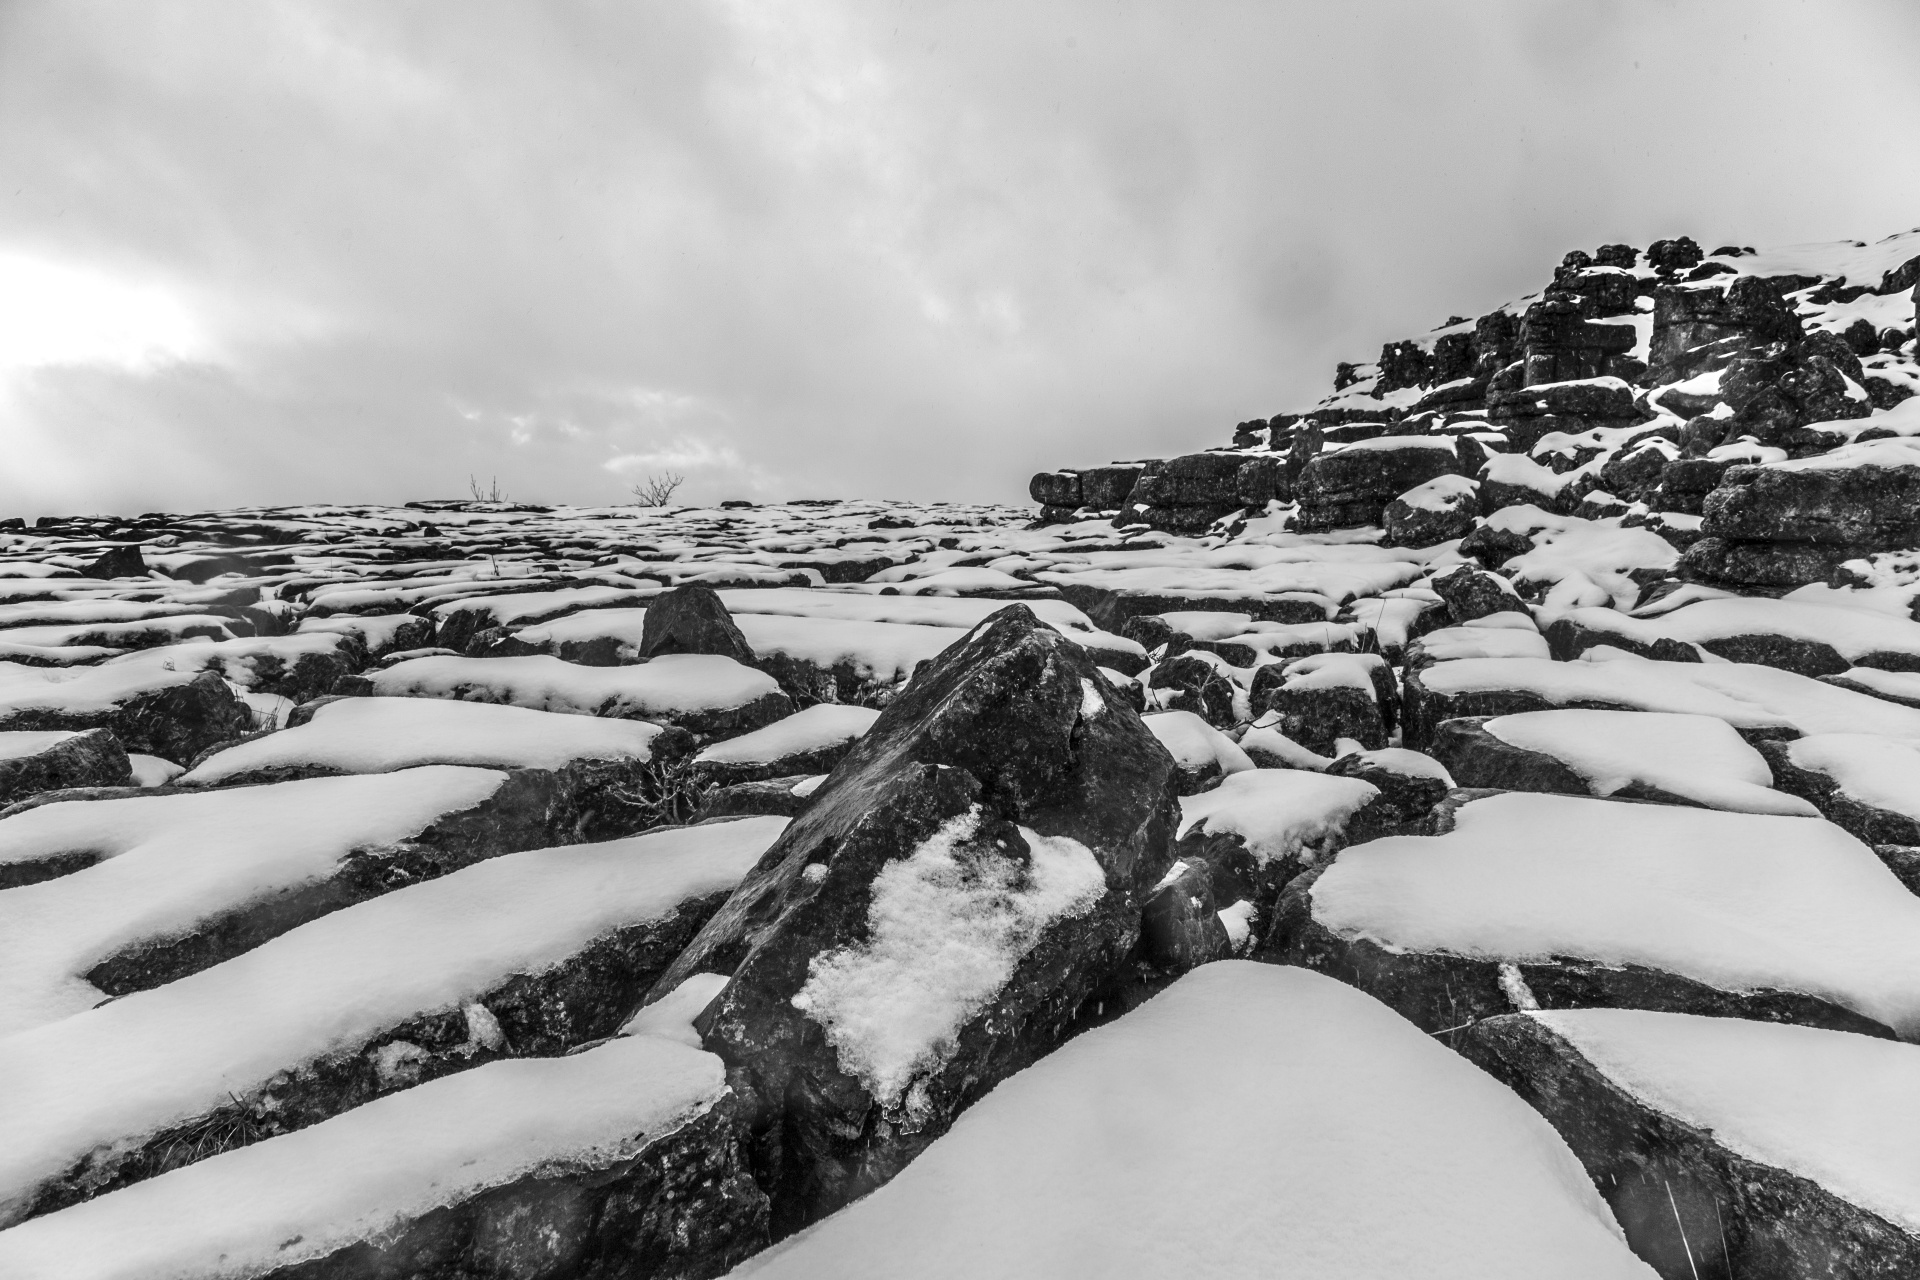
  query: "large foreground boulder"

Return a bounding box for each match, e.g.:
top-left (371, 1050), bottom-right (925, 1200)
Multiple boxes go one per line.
top-left (1462, 1009), bottom-right (1920, 1280)
top-left (732, 964), bottom-right (1655, 1280)
top-left (645, 605), bottom-right (1182, 1231)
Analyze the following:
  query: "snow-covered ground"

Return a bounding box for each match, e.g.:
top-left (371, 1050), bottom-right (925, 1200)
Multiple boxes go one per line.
top-left (737, 964), bottom-right (1654, 1279)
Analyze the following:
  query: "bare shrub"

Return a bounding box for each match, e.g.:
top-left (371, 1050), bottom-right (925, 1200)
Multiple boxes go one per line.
top-left (630, 472), bottom-right (685, 506)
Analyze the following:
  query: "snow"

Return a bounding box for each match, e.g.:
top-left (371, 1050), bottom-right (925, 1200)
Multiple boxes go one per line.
top-left (1273, 651), bottom-right (1385, 696)
top-left (1176, 768), bottom-right (1378, 864)
top-left (0, 817), bottom-right (784, 1225)
top-left (1534, 1007), bottom-right (1920, 1235)
top-left (127, 755), bottom-right (182, 787)
top-left (0, 657), bottom-right (207, 717)
top-left (1414, 624), bottom-right (1552, 664)
top-left (1394, 473), bottom-right (1479, 511)
top-left (0, 766), bottom-right (509, 1036)
top-left (181, 696), bottom-right (673, 785)
top-left (1785, 734), bottom-right (1920, 821)
top-left (1482, 709), bottom-right (1817, 815)
top-left (0, 731), bottom-right (79, 761)
top-left (1555, 596), bottom-right (1920, 663)
top-left (693, 704), bottom-right (879, 766)
top-left (1420, 651), bottom-right (1920, 739)
top-left (736, 964), bottom-right (1653, 1280)
top-left (0, 1035), bottom-right (726, 1280)
top-left (620, 971), bottom-right (732, 1047)
top-left (1141, 711), bottom-right (1255, 777)
top-left (1768, 434), bottom-right (1920, 473)
top-left (790, 806), bottom-right (1107, 1112)
top-left (365, 652), bottom-right (781, 721)
top-left (1238, 718), bottom-right (1333, 770)
top-left (1311, 791), bottom-right (1920, 1036)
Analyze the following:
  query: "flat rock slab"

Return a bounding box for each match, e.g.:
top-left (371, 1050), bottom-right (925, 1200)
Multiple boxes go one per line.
top-left (0, 816), bottom-right (786, 1225)
top-left (1543, 597), bottom-right (1920, 675)
top-left (689, 704), bottom-right (879, 787)
top-left (1431, 710), bottom-right (1816, 815)
top-left (1461, 1009), bottom-right (1920, 1280)
top-left (0, 766), bottom-right (563, 1035)
top-left (355, 652), bottom-right (793, 737)
top-left (1404, 651), bottom-right (1920, 747)
top-left (180, 696), bottom-right (680, 787)
top-left (1279, 790), bottom-right (1920, 1039)
top-left (1761, 732), bottom-right (1920, 846)
top-left (0, 664), bottom-right (251, 761)
top-left (733, 963), bottom-right (1653, 1280)
top-left (0, 1035), bottom-right (765, 1280)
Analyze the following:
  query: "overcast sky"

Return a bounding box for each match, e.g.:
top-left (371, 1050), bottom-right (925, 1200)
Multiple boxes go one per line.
top-left (2, 1), bottom-right (1918, 516)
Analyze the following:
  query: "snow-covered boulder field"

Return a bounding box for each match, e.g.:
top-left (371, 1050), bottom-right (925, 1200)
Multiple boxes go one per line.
top-left (2, 224), bottom-right (1919, 1276)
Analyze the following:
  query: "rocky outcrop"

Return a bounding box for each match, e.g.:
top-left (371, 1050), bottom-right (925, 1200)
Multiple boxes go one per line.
top-left (1683, 440), bottom-right (1920, 588)
top-left (1294, 438), bottom-right (1461, 531)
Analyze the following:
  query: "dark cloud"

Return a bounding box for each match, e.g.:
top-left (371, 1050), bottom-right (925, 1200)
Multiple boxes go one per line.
top-left (1, 0), bottom-right (1917, 516)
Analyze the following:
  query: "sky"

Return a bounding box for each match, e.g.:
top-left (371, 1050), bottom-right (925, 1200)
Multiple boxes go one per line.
top-left (1, 0), bottom-right (1918, 517)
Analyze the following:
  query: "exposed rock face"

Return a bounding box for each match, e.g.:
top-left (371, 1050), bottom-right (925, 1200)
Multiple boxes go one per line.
top-left (1430, 565), bottom-right (1528, 623)
top-left (1460, 1012), bottom-right (1920, 1280)
top-left (1382, 476), bottom-right (1478, 547)
top-left (646, 605), bottom-right (1180, 1232)
top-left (638, 585), bottom-right (757, 666)
top-left (1684, 442), bottom-right (1920, 588)
top-left (0, 729), bottom-right (131, 809)
top-left (1294, 439), bottom-right (1461, 531)
top-left (0, 670), bottom-right (253, 763)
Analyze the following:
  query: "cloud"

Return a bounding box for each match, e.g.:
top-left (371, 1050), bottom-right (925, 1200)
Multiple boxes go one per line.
top-left (0, 0), bottom-right (1917, 517)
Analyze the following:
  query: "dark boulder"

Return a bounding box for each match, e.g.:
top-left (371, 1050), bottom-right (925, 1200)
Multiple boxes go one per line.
top-left (1077, 464), bottom-right (1145, 510)
top-left (1028, 471), bottom-right (1082, 508)
top-left (644, 605), bottom-right (1180, 1232)
top-left (1382, 478), bottom-right (1478, 548)
top-left (1430, 565), bottom-right (1528, 623)
top-left (636, 585), bottom-right (757, 666)
top-left (1146, 652), bottom-right (1238, 727)
top-left (0, 670), bottom-right (253, 763)
top-left (1294, 439), bottom-right (1461, 531)
top-left (79, 545), bottom-right (148, 580)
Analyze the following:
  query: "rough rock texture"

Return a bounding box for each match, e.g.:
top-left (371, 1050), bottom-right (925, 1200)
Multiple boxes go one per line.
top-left (636, 585), bottom-right (757, 666)
top-left (1294, 440), bottom-right (1461, 531)
top-left (1460, 1013), bottom-right (1920, 1280)
top-left (0, 729), bottom-right (132, 809)
top-left (1685, 450), bottom-right (1920, 589)
top-left (0, 670), bottom-right (253, 763)
top-left (644, 606), bottom-right (1180, 1234)
top-left (1431, 565), bottom-right (1529, 623)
